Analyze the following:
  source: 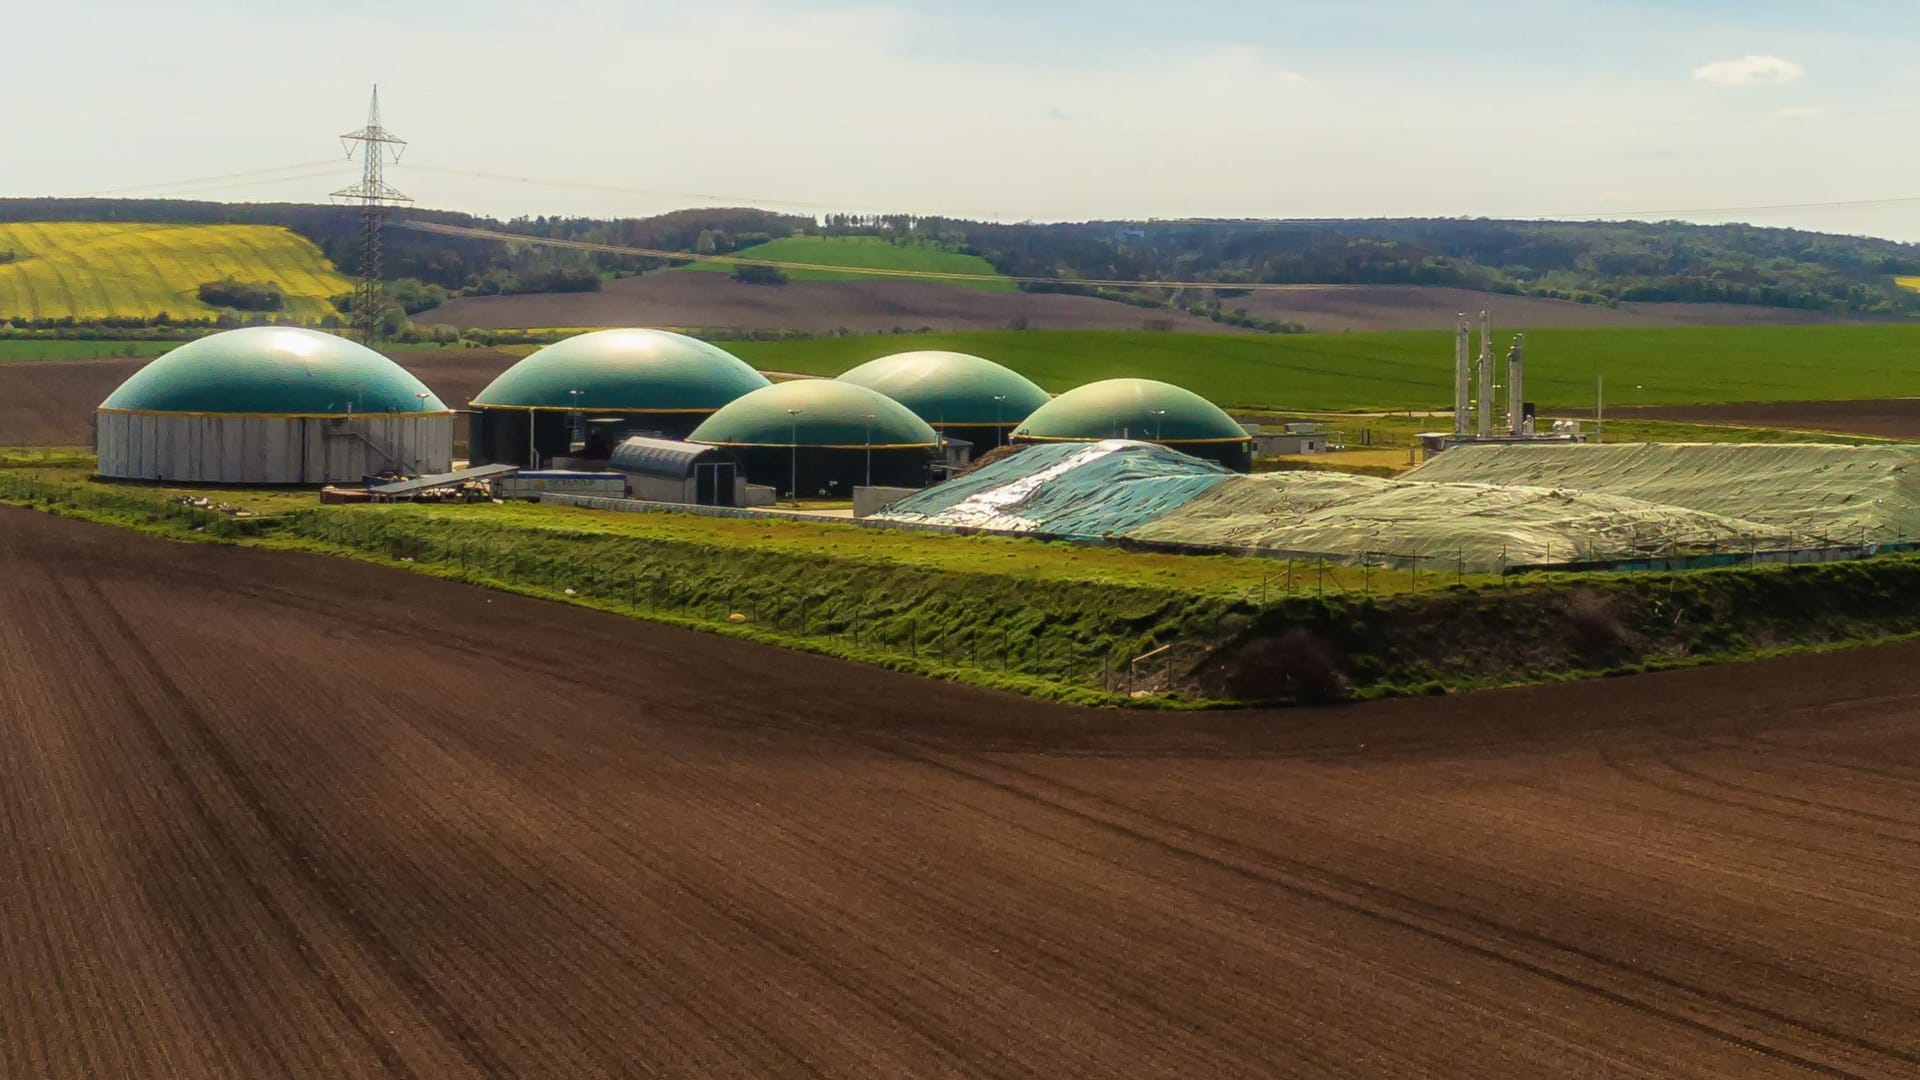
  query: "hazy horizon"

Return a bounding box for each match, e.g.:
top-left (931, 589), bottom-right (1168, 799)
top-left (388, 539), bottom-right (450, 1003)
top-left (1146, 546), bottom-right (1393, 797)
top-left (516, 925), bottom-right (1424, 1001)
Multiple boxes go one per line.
top-left (10, 0), bottom-right (1919, 241)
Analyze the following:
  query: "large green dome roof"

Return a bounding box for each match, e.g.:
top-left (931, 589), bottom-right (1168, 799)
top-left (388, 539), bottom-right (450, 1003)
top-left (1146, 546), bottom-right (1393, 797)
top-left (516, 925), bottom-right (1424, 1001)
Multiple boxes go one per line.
top-left (99, 328), bottom-right (446, 416)
top-left (689, 380), bottom-right (940, 448)
top-left (834, 351), bottom-right (1050, 428)
top-left (472, 329), bottom-right (769, 411)
top-left (1013, 378), bottom-right (1248, 444)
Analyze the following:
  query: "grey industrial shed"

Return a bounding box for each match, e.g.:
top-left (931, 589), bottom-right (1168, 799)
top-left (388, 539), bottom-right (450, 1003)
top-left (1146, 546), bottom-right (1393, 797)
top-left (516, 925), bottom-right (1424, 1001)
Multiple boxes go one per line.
top-left (607, 436), bottom-right (742, 506)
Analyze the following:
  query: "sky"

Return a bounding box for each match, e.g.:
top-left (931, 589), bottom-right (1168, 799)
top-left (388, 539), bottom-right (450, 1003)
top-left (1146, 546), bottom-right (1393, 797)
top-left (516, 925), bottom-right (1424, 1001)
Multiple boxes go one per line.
top-left (10, 0), bottom-right (1920, 240)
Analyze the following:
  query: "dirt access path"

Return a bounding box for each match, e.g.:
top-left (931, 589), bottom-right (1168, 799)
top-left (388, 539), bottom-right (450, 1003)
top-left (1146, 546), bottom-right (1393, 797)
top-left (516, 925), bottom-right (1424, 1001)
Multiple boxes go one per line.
top-left (5, 506), bottom-right (1920, 1077)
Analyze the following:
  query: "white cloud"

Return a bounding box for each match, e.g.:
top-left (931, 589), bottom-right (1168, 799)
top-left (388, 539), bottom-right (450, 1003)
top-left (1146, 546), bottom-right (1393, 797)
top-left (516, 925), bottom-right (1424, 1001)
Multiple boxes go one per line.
top-left (1692, 55), bottom-right (1804, 87)
top-left (1767, 105), bottom-right (1826, 120)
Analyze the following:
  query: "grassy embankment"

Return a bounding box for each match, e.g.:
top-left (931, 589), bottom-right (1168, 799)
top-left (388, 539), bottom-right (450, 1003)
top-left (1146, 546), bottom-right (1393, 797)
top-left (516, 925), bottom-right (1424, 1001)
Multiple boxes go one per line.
top-left (0, 452), bottom-right (1453, 705)
top-left (681, 235), bottom-right (1016, 292)
top-left (9, 450), bottom-right (1920, 706)
top-left (0, 222), bottom-right (352, 323)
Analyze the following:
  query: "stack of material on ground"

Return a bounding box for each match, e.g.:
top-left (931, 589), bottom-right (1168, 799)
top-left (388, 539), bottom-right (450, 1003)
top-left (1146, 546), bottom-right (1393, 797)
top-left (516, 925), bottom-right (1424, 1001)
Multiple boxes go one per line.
top-left (1409, 442), bottom-right (1920, 541)
top-left (1130, 471), bottom-right (1789, 567)
top-left (876, 441), bottom-right (1233, 535)
top-left (876, 440), bottom-right (1800, 570)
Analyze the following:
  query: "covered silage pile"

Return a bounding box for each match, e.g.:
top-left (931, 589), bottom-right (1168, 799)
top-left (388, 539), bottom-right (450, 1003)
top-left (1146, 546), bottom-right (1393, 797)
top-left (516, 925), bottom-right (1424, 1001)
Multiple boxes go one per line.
top-left (878, 440), bottom-right (1231, 534)
top-left (877, 439), bottom-right (1793, 570)
top-left (1129, 472), bottom-right (1791, 570)
top-left (1408, 443), bottom-right (1920, 542)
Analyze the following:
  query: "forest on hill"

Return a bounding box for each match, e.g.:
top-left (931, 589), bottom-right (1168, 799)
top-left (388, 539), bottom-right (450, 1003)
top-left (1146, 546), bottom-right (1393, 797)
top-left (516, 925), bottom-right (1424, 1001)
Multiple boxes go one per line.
top-left (3, 198), bottom-right (1917, 319)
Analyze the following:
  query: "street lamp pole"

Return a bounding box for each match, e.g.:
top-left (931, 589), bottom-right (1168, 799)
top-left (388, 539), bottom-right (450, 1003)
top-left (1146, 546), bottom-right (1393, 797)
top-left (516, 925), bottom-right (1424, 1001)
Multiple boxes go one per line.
top-left (992, 394), bottom-right (1007, 447)
top-left (864, 412), bottom-right (875, 488)
top-left (1153, 408), bottom-right (1167, 442)
top-left (569, 388), bottom-right (583, 445)
top-left (786, 408), bottom-right (802, 506)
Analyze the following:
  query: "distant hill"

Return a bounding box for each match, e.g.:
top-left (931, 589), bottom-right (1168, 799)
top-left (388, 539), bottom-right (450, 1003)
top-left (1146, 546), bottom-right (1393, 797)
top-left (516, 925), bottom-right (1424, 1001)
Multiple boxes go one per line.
top-left (3, 199), bottom-right (1919, 325)
top-left (680, 236), bottom-right (1015, 292)
top-left (0, 222), bottom-right (352, 323)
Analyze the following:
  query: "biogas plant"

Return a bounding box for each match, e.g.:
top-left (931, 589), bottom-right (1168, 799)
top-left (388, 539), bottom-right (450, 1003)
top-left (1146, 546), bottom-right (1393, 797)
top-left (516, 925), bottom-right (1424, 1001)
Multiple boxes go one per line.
top-left (92, 324), bottom-right (1920, 574)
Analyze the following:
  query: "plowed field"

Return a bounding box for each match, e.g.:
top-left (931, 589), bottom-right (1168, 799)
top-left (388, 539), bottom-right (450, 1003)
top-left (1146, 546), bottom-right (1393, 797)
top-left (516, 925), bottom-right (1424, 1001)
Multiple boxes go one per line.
top-left (5, 506), bottom-right (1920, 1077)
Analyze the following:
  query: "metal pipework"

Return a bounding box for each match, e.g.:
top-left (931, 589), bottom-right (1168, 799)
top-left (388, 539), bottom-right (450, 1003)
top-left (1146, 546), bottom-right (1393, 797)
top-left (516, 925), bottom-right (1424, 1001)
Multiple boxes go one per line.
top-left (1507, 334), bottom-right (1526, 436)
top-left (1453, 315), bottom-right (1471, 437)
top-left (1476, 310), bottom-right (1493, 439)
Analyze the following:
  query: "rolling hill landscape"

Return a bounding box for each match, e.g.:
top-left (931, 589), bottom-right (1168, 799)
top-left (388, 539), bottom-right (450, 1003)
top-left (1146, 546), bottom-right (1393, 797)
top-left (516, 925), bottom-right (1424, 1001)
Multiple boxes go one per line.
top-left (680, 234), bottom-right (1016, 290)
top-left (0, 222), bottom-right (351, 323)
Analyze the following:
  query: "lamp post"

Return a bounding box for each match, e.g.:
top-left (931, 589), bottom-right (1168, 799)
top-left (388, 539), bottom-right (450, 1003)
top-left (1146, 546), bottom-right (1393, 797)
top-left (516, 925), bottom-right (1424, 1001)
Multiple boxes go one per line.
top-left (992, 394), bottom-right (1007, 447)
top-left (569, 388), bottom-right (583, 445)
top-left (786, 408), bottom-right (802, 506)
top-left (864, 412), bottom-right (875, 488)
top-left (1152, 408), bottom-right (1167, 442)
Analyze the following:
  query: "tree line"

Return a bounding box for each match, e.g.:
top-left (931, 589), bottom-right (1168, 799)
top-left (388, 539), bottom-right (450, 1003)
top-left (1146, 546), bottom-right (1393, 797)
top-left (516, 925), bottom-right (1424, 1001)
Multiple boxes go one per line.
top-left (4, 198), bottom-right (1919, 317)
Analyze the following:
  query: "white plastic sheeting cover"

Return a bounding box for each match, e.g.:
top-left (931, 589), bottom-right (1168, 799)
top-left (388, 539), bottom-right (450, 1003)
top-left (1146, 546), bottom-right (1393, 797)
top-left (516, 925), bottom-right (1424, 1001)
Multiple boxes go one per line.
top-left (876, 440), bottom-right (1231, 534)
top-left (1408, 442), bottom-right (1920, 540)
top-left (1130, 471), bottom-right (1793, 570)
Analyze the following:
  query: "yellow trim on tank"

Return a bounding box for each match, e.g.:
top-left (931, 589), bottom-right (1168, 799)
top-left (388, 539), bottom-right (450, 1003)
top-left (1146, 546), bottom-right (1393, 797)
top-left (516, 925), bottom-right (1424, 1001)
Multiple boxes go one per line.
top-left (466, 403), bottom-right (720, 413)
top-left (1010, 433), bottom-right (1253, 445)
top-left (689, 440), bottom-right (942, 450)
top-left (97, 407), bottom-right (456, 419)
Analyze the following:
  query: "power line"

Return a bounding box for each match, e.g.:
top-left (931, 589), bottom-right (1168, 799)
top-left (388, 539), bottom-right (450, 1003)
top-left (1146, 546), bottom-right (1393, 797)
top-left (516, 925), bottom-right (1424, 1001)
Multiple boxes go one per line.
top-left (399, 163), bottom-right (930, 215)
top-left (85, 160), bottom-right (346, 198)
top-left (333, 87), bottom-right (411, 346)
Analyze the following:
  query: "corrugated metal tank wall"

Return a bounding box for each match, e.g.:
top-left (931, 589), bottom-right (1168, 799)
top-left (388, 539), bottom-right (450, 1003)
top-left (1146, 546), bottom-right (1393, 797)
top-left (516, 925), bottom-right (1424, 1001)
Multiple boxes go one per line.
top-left (96, 412), bottom-right (454, 483)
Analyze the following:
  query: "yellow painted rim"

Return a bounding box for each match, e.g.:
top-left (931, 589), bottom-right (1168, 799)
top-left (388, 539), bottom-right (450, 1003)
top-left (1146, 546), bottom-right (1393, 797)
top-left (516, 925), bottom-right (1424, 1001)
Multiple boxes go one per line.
top-left (467, 403), bottom-right (717, 413)
top-left (690, 440), bottom-right (941, 451)
top-left (1011, 433), bottom-right (1253, 445)
top-left (98, 407), bottom-right (455, 420)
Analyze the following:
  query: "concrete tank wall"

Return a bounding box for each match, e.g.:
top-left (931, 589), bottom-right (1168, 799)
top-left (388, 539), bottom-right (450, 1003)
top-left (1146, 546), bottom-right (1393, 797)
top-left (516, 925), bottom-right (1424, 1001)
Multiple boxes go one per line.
top-left (96, 411), bottom-right (454, 484)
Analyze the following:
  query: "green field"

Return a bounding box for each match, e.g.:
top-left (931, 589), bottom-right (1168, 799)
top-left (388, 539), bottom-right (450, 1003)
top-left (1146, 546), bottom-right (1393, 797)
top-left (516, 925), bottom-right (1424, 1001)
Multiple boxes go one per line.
top-left (0, 339), bottom-right (181, 363)
top-left (721, 325), bottom-right (1920, 411)
top-left (0, 222), bottom-right (353, 323)
top-left (682, 235), bottom-right (1015, 292)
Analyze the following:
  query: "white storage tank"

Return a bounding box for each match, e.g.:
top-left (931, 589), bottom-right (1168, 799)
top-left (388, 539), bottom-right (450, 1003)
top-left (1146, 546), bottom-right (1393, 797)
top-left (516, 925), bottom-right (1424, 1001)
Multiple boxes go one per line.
top-left (95, 327), bottom-right (453, 484)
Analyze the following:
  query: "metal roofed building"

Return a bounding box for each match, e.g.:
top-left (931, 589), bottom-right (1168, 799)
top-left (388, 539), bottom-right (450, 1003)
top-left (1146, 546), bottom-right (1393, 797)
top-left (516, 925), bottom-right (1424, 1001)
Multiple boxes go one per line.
top-left (1011, 377), bottom-right (1254, 472)
top-left (834, 350), bottom-right (1050, 454)
top-left (688, 379), bottom-right (941, 498)
top-left (95, 327), bottom-right (453, 484)
top-left (468, 328), bottom-right (770, 466)
top-left (608, 435), bottom-right (743, 506)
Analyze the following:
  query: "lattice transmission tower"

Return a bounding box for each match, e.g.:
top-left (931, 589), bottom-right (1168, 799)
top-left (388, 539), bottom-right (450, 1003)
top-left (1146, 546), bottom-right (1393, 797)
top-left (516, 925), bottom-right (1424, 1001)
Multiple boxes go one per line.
top-left (332, 86), bottom-right (411, 345)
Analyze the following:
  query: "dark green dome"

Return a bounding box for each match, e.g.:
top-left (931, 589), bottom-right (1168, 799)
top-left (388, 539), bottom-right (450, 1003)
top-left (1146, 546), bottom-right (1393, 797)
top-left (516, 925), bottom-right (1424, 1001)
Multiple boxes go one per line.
top-left (99, 327), bottom-right (446, 415)
top-left (689, 380), bottom-right (939, 448)
top-left (472, 328), bottom-right (769, 411)
top-left (834, 351), bottom-right (1050, 428)
top-left (1013, 378), bottom-right (1248, 444)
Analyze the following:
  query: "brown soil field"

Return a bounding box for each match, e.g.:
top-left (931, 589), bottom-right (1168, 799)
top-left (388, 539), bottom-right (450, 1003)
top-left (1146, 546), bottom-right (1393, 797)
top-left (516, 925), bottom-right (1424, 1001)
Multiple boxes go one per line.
top-left (1231, 284), bottom-right (1883, 332)
top-left (7, 504), bottom-right (1920, 1077)
top-left (431, 273), bottom-right (1246, 334)
top-left (427, 273), bottom-right (1885, 335)
top-left (1606, 399), bottom-right (1920, 441)
top-left (0, 352), bottom-right (525, 446)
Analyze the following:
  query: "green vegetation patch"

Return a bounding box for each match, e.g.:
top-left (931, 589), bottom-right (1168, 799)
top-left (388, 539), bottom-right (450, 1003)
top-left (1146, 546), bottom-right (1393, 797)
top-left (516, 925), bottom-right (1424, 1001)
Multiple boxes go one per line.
top-left (721, 325), bottom-right (1920, 412)
top-left (682, 236), bottom-right (1015, 292)
top-left (0, 222), bottom-right (352, 324)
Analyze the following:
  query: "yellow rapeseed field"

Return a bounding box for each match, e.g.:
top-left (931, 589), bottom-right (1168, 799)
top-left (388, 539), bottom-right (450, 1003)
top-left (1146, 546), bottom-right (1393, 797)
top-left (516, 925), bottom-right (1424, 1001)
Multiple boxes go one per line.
top-left (1896, 275), bottom-right (1920, 293)
top-left (0, 222), bottom-right (353, 322)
